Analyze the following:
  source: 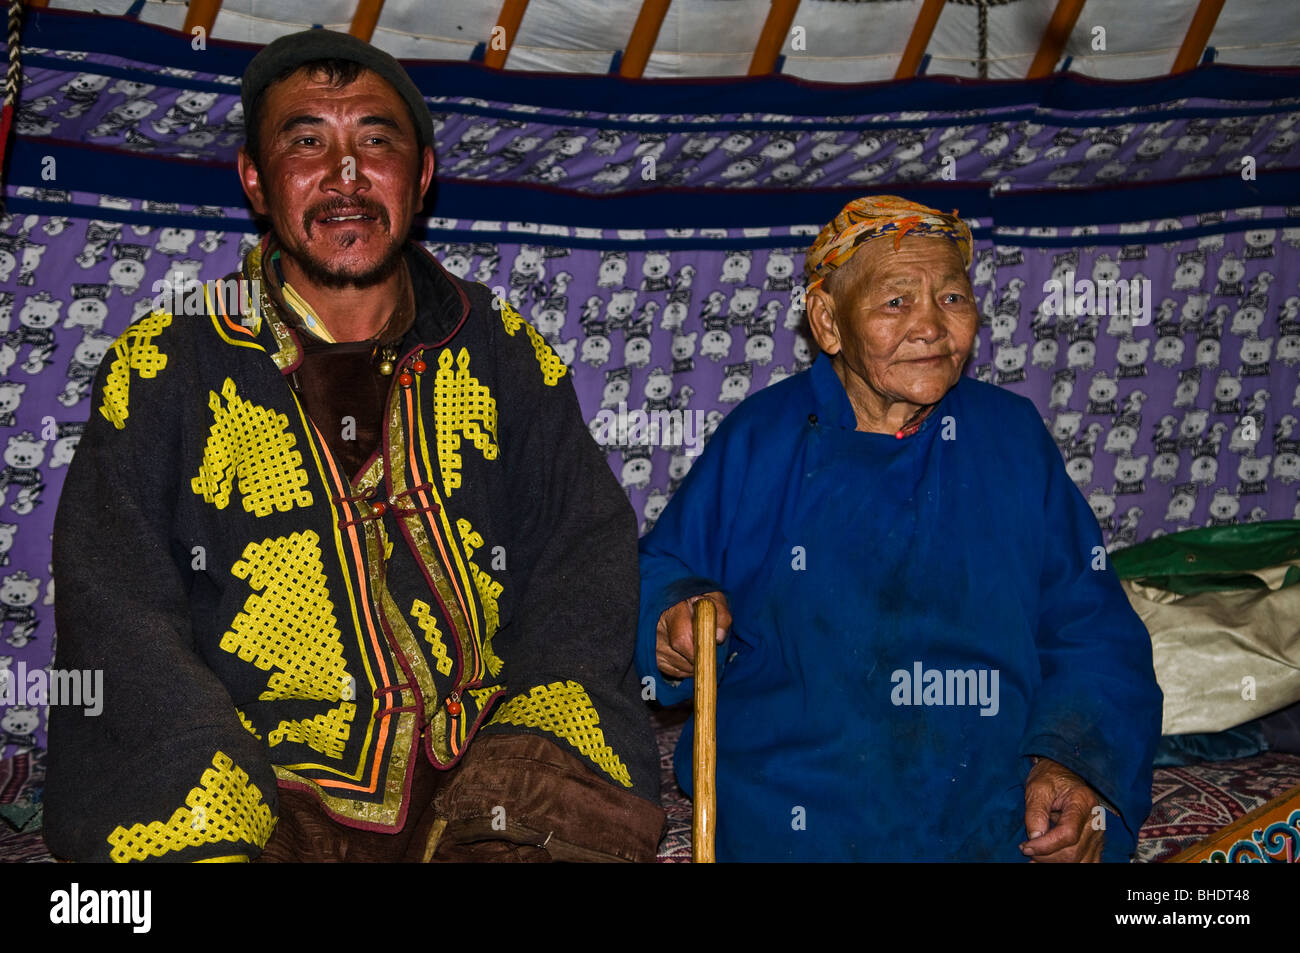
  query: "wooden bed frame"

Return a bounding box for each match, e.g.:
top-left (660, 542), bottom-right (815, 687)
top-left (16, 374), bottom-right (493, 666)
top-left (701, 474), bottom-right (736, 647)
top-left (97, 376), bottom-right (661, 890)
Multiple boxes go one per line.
top-left (1167, 783), bottom-right (1300, 863)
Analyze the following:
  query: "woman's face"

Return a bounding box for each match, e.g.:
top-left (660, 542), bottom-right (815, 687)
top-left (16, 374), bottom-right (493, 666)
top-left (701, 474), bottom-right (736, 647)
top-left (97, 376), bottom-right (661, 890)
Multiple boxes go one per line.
top-left (807, 235), bottom-right (978, 423)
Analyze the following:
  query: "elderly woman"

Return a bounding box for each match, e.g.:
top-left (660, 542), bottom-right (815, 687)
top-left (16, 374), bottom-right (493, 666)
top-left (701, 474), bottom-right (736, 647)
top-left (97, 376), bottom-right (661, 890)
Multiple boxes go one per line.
top-left (636, 195), bottom-right (1162, 862)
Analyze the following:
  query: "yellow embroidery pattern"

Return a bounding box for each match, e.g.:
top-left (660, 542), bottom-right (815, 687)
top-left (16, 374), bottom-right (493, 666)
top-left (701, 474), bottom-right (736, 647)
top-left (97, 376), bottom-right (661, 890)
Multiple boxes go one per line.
top-left (268, 703), bottom-right (358, 760)
top-left (488, 681), bottom-right (632, 788)
top-left (235, 709), bottom-right (261, 740)
top-left (106, 751), bottom-right (274, 862)
top-left (192, 377), bottom-right (313, 517)
top-left (499, 299), bottom-right (567, 386)
top-left (469, 685), bottom-right (504, 708)
top-left (220, 531), bottom-right (348, 702)
top-left (410, 599), bottom-right (454, 676)
top-left (457, 518), bottom-right (504, 677)
top-left (434, 348), bottom-right (498, 495)
top-left (99, 312), bottom-right (172, 430)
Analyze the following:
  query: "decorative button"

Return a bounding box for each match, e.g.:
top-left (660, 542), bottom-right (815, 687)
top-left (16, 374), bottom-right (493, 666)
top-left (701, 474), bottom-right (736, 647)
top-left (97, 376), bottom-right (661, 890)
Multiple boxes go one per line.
top-left (445, 693), bottom-right (462, 716)
top-left (398, 371), bottom-right (413, 387)
top-left (412, 359), bottom-right (427, 374)
top-left (371, 501), bottom-right (387, 517)
top-left (378, 360), bottom-right (394, 376)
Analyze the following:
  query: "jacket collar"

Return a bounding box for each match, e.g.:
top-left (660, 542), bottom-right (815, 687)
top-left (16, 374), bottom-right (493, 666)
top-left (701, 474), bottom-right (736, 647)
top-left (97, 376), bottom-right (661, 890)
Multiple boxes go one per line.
top-left (401, 239), bottom-right (471, 351)
top-left (261, 236), bottom-right (416, 348)
top-left (810, 351), bottom-right (861, 430)
top-left (241, 233), bottom-right (471, 372)
top-left (809, 349), bottom-right (960, 436)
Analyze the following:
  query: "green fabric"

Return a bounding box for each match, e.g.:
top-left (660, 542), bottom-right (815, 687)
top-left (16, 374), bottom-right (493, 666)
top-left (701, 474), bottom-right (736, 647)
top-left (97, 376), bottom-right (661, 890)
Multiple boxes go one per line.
top-left (1153, 722), bottom-right (1268, 767)
top-left (0, 800), bottom-right (42, 835)
top-left (1111, 520), bottom-right (1300, 595)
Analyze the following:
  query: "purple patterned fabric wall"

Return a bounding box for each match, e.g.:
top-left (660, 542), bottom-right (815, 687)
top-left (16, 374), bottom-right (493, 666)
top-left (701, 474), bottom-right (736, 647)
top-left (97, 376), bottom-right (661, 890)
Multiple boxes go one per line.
top-left (0, 29), bottom-right (1297, 755)
top-left (13, 48), bottom-right (1299, 188)
top-left (476, 214), bottom-right (1299, 545)
top-left (3, 200), bottom-right (1296, 756)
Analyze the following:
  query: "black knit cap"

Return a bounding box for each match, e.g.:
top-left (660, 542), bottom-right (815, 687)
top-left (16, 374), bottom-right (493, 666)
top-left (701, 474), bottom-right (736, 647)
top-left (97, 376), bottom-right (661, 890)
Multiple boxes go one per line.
top-left (241, 29), bottom-right (434, 150)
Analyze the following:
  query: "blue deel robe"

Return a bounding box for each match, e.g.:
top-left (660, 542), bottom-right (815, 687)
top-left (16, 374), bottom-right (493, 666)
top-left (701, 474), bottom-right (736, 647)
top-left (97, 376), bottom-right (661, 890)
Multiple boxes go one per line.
top-left (637, 353), bottom-right (1163, 862)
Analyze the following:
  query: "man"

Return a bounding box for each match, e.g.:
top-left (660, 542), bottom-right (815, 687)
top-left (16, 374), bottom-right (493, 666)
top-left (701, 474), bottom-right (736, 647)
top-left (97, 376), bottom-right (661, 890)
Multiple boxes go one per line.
top-left (637, 195), bottom-right (1163, 862)
top-left (45, 30), bottom-right (663, 862)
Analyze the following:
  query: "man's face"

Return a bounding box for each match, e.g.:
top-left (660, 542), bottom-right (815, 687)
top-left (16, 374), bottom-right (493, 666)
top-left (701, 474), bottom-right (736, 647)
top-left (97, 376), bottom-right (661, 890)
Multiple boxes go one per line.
top-left (237, 67), bottom-right (434, 289)
top-left (807, 235), bottom-right (978, 412)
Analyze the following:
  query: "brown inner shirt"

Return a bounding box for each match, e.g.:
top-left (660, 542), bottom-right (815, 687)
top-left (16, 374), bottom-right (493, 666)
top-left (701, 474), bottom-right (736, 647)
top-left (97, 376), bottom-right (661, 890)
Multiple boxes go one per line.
top-left (266, 245), bottom-right (416, 483)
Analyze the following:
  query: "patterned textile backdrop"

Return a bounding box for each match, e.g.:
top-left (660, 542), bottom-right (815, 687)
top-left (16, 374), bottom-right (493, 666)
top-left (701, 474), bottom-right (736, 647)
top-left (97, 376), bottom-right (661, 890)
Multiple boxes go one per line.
top-left (0, 13), bottom-right (1298, 755)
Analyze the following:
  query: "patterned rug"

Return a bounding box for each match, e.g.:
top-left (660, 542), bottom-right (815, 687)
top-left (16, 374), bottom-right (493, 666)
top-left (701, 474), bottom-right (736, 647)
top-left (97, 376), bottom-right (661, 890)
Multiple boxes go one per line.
top-left (0, 749), bottom-right (54, 864)
top-left (4, 724), bottom-right (1297, 863)
top-left (653, 707), bottom-right (694, 863)
top-left (1136, 752), bottom-right (1300, 862)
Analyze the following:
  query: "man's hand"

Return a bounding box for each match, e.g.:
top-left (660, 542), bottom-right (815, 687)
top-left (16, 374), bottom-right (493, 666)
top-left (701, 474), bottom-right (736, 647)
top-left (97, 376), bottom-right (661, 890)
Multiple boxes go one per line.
top-left (655, 591), bottom-right (731, 680)
top-left (1020, 757), bottom-right (1104, 863)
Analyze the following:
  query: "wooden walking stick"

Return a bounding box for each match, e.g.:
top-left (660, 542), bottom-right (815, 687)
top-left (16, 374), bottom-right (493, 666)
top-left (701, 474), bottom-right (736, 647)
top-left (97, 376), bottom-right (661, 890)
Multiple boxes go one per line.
top-left (692, 597), bottom-right (717, 863)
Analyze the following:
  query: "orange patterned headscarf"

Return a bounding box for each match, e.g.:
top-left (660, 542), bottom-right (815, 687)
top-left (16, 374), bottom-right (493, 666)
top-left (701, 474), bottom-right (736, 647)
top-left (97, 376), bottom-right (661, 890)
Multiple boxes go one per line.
top-left (804, 194), bottom-right (973, 288)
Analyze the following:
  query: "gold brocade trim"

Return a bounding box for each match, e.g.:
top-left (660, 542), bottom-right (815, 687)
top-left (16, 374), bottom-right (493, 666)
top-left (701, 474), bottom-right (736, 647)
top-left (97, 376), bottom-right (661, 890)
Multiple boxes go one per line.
top-left (99, 312), bottom-right (172, 430)
top-left (244, 242), bottom-right (299, 370)
top-left (195, 855), bottom-right (250, 863)
top-left (377, 582), bottom-right (439, 715)
top-left (106, 751), bottom-right (275, 862)
top-left (271, 698), bottom-right (417, 829)
top-left (489, 681), bottom-right (633, 788)
top-left (498, 299), bottom-right (567, 386)
top-left (354, 453), bottom-right (385, 498)
top-left (425, 707), bottom-right (452, 764)
top-left (266, 318), bottom-right (299, 371)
